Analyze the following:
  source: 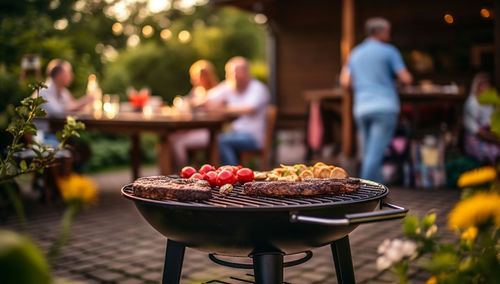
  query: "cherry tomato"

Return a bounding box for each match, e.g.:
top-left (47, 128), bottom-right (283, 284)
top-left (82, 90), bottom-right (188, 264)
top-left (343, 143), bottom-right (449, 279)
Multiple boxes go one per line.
top-left (190, 173), bottom-right (204, 180)
top-left (203, 171), bottom-right (218, 186)
top-left (181, 166), bottom-right (197, 178)
top-left (199, 164), bottom-right (216, 175)
top-left (236, 168), bottom-right (254, 184)
top-left (219, 165), bottom-right (239, 174)
top-left (216, 170), bottom-right (236, 186)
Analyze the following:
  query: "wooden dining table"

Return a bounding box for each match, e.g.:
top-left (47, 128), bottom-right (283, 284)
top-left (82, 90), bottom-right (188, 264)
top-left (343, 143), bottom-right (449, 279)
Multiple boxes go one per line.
top-left (36, 111), bottom-right (230, 180)
top-left (304, 86), bottom-right (467, 157)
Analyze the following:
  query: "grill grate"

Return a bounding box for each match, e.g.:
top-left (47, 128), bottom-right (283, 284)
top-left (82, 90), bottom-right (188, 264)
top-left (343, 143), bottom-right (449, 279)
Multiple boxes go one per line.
top-left (122, 179), bottom-right (388, 210)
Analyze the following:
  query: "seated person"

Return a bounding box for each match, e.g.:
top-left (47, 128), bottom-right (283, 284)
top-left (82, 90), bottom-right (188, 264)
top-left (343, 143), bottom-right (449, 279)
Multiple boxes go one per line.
top-left (207, 56), bottom-right (270, 165)
top-left (36, 60), bottom-right (94, 147)
top-left (169, 60), bottom-right (219, 171)
top-left (463, 72), bottom-right (500, 163)
top-left (39, 60), bottom-right (94, 115)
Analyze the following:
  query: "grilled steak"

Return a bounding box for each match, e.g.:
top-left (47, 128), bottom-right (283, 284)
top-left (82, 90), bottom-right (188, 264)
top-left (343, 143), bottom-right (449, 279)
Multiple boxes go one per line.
top-left (132, 176), bottom-right (212, 201)
top-left (243, 178), bottom-right (360, 197)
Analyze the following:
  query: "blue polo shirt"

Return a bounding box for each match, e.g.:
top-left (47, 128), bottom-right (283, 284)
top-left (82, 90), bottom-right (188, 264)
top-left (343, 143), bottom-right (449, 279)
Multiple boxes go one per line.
top-left (347, 39), bottom-right (406, 118)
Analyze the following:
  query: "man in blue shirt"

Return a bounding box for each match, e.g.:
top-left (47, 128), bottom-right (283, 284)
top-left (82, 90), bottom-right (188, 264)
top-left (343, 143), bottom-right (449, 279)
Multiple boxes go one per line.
top-left (340, 17), bottom-right (412, 182)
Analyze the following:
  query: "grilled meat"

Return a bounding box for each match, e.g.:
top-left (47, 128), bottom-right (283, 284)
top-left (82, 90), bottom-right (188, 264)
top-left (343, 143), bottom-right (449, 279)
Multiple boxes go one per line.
top-left (132, 176), bottom-right (212, 201)
top-left (243, 178), bottom-right (360, 197)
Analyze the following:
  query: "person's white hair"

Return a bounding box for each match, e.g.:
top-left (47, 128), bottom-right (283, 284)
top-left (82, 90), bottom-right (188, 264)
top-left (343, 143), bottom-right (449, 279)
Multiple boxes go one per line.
top-left (470, 72), bottom-right (490, 96)
top-left (365, 17), bottom-right (391, 37)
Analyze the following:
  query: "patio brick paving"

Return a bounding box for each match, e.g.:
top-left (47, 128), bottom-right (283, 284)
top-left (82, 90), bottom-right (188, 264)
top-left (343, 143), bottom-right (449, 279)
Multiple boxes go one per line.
top-left (3, 167), bottom-right (460, 283)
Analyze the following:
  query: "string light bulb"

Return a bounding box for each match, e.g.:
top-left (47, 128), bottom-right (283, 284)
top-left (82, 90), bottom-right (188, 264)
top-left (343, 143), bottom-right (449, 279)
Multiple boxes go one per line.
top-left (443, 13), bottom-right (454, 24)
top-left (480, 8), bottom-right (491, 19)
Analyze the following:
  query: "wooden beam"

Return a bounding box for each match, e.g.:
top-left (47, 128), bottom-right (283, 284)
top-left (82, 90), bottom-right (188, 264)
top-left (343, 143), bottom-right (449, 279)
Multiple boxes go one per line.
top-left (341, 0), bottom-right (355, 65)
top-left (341, 0), bottom-right (355, 157)
top-left (495, 0), bottom-right (500, 90)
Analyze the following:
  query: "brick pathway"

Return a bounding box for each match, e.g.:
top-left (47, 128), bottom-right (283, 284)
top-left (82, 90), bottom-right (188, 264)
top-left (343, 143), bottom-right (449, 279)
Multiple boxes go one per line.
top-left (4, 168), bottom-right (460, 283)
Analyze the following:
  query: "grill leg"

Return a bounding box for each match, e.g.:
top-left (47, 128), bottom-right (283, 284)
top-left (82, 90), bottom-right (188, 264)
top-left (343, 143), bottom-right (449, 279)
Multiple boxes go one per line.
top-left (162, 239), bottom-right (186, 284)
top-left (331, 235), bottom-right (355, 284)
top-left (252, 252), bottom-right (284, 284)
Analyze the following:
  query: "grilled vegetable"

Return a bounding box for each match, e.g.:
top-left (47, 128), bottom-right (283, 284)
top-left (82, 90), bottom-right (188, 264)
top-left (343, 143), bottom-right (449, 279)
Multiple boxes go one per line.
top-left (219, 184), bottom-right (233, 195)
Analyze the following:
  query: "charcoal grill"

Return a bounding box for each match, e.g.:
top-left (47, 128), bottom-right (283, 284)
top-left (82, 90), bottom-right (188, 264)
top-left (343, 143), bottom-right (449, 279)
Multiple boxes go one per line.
top-left (121, 179), bottom-right (408, 284)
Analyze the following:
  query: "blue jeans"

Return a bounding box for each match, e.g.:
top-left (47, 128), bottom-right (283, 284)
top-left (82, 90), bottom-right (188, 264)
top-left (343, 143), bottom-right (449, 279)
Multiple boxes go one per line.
top-left (218, 132), bottom-right (259, 165)
top-left (356, 112), bottom-right (398, 183)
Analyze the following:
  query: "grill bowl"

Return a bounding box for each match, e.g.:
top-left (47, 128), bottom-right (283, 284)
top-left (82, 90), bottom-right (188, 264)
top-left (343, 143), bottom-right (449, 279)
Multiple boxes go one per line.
top-left (121, 179), bottom-right (389, 256)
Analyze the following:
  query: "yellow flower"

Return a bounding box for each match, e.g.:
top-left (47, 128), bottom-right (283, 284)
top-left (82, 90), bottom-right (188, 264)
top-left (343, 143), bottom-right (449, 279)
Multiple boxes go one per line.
top-left (426, 276), bottom-right (437, 284)
top-left (461, 226), bottom-right (478, 241)
top-left (57, 174), bottom-right (97, 204)
top-left (448, 192), bottom-right (500, 230)
top-left (457, 166), bottom-right (497, 188)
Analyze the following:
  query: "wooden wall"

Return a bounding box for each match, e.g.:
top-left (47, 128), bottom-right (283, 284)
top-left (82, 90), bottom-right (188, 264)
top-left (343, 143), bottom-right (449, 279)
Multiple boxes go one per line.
top-left (268, 0), bottom-right (342, 127)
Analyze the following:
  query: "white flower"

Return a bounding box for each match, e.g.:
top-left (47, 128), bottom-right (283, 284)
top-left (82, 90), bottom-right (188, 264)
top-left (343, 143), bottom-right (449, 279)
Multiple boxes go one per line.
top-left (385, 245), bottom-right (404, 262)
top-left (377, 239), bottom-right (391, 254)
top-left (376, 238), bottom-right (417, 270)
top-left (391, 239), bottom-right (403, 250)
top-left (376, 255), bottom-right (392, 271)
top-left (401, 240), bottom-right (417, 257)
top-left (381, 239), bottom-right (416, 263)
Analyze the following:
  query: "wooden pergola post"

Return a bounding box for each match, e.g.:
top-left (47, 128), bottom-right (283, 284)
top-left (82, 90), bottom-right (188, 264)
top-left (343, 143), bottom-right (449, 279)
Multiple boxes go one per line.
top-left (341, 0), bottom-right (355, 157)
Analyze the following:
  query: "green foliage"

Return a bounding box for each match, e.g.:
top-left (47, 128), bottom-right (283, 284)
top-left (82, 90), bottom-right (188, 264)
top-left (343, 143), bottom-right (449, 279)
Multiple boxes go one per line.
top-left (101, 5), bottom-right (267, 104)
top-left (0, 230), bottom-right (51, 284)
top-left (80, 132), bottom-right (157, 172)
top-left (477, 88), bottom-right (499, 105)
top-left (0, 83), bottom-right (84, 182)
top-left (478, 88), bottom-right (500, 137)
top-left (84, 134), bottom-right (131, 172)
top-left (101, 42), bottom-right (196, 103)
top-left (377, 208), bottom-right (500, 284)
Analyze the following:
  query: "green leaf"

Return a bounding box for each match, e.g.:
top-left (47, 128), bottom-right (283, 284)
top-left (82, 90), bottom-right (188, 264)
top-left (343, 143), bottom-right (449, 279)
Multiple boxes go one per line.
top-left (32, 148), bottom-right (43, 158)
top-left (34, 108), bottom-right (46, 117)
top-left (490, 110), bottom-right (500, 137)
top-left (19, 160), bottom-right (27, 171)
top-left (23, 124), bottom-right (37, 135)
top-left (32, 96), bottom-right (47, 106)
top-left (403, 216), bottom-right (419, 236)
top-left (421, 212), bottom-right (436, 230)
top-left (16, 106), bottom-right (29, 117)
top-left (6, 125), bottom-right (17, 135)
top-left (20, 97), bottom-right (32, 106)
top-left (477, 88), bottom-right (499, 105)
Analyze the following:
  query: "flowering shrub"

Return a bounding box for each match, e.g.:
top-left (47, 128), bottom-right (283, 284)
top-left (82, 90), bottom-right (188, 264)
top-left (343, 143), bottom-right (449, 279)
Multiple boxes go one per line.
top-left (0, 83), bottom-right (95, 283)
top-left (371, 167), bottom-right (500, 284)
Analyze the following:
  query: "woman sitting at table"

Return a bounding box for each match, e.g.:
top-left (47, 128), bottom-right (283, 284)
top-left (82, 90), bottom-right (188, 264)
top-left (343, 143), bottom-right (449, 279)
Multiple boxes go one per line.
top-left (169, 60), bottom-right (219, 171)
top-left (463, 72), bottom-right (500, 164)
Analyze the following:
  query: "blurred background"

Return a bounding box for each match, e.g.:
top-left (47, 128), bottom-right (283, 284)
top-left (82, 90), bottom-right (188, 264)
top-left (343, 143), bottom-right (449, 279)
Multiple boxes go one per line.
top-left (0, 0), bottom-right (268, 172)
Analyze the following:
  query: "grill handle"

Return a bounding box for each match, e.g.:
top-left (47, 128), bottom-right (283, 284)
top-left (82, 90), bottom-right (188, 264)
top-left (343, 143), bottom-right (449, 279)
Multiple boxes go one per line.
top-left (290, 202), bottom-right (408, 226)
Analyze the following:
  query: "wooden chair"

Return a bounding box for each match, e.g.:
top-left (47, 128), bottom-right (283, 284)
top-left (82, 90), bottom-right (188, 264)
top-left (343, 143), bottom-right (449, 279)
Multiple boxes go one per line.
top-left (239, 105), bottom-right (277, 170)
